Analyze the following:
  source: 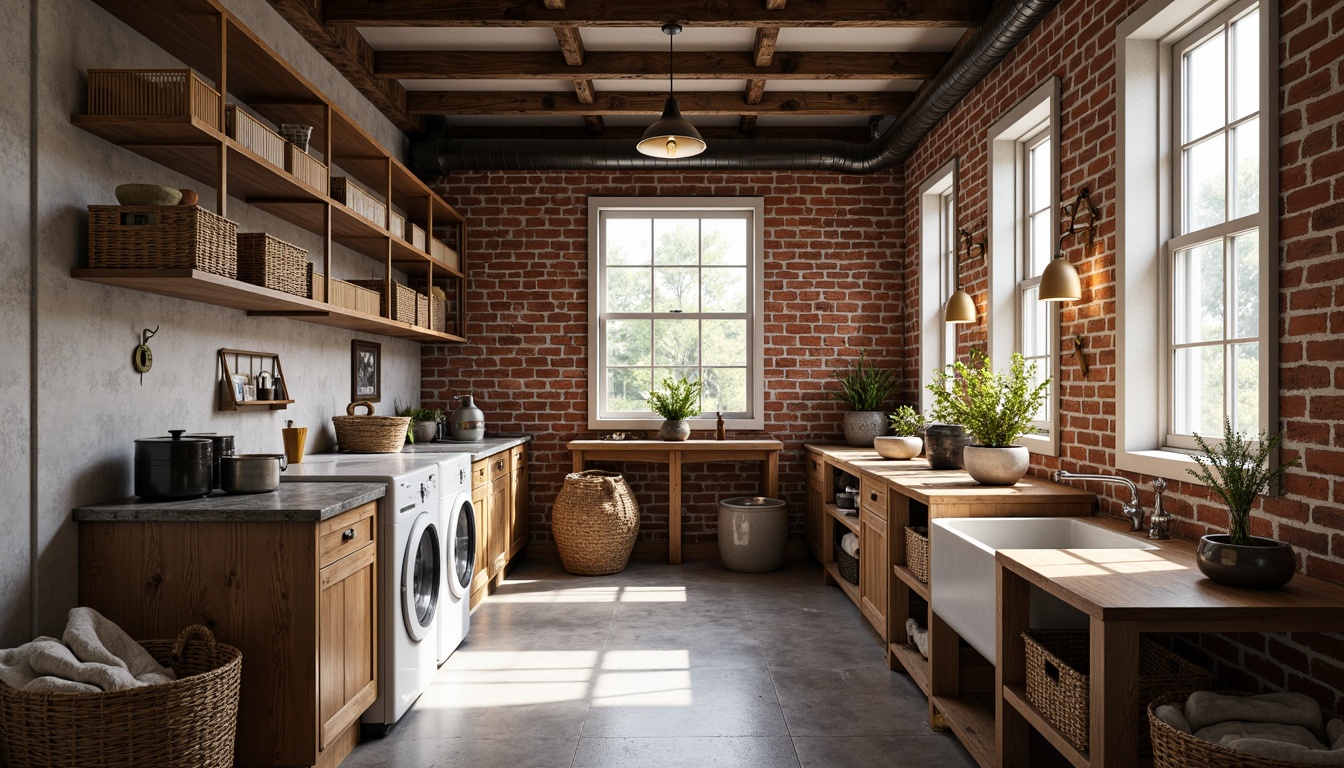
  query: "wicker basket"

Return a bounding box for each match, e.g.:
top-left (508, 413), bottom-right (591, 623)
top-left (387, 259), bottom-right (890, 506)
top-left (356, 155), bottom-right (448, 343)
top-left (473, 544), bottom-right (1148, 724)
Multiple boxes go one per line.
top-left (237, 233), bottom-right (307, 296)
top-left (406, 222), bottom-right (426, 251)
top-left (1024, 629), bottom-right (1218, 755)
top-left (225, 106), bottom-right (284, 169)
top-left (552, 470), bottom-right (640, 576)
top-left (285, 144), bottom-right (328, 195)
top-left (428, 237), bottom-right (460, 271)
top-left (88, 206), bottom-right (237, 278)
top-left (331, 400), bottom-right (409, 453)
top-left (905, 526), bottom-right (929, 583)
top-left (86, 69), bottom-right (222, 133)
top-left (414, 292), bottom-right (431, 329)
top-left (835, 541), bottom-right (859, 585)
top-left (1148, 691), bottom-right (1340, 768)
top-left (0, 624), bottom-right (241, 768)
top-left (429, 293), bottom-right (447, 332)
top-left (309, 269), bottom-right (381, 315)
top-left (348, 279), bottom-right (417, 324)
top-left (389, 210), bottom-right (405, 239)
top-left (330, 177), bottom-right (387, 227)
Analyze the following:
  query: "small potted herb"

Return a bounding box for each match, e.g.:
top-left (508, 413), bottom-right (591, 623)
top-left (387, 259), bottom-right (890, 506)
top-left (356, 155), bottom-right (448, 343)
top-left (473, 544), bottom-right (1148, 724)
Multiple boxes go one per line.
top-left (646, 376), bottom-right (702, 441)
top-left (875, 406), bottom-right (927, 460)
top-left (927, 351), bottom-right (1049, 485)
top-left (395, 400), bottom-right (443, 444)
top-left (1189, 420), bottom-right (1300, 589)
top-left (834, 351), bottom-right (897, 447)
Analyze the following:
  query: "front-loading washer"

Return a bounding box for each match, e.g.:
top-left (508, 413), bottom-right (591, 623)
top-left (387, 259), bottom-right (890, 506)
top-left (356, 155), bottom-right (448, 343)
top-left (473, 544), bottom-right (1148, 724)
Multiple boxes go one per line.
top-left (433, 453), bottom-right (475, 664)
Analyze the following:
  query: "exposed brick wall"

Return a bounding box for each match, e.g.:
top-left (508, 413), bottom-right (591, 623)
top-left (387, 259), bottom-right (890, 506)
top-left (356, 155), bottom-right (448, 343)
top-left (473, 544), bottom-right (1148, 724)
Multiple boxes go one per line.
top-left (422, 172), bottom-right (907, 550)
top-left (900, 0), bottom-right (1344, 710)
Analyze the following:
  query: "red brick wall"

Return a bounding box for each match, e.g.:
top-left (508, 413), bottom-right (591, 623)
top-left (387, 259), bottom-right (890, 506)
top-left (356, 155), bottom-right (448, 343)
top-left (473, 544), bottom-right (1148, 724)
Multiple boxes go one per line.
top-left (422, 172), bottom-right (907, 549)
top-left (900, 0), bottom-right (1344, 709)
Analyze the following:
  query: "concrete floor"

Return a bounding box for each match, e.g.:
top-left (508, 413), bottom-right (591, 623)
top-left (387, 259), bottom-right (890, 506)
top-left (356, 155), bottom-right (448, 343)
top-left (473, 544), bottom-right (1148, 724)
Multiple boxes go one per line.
top-left (343, 559), bottom-right (977, 768)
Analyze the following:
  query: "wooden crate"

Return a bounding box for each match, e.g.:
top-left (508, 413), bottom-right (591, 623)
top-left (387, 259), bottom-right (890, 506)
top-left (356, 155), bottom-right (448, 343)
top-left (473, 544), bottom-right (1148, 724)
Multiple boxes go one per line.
top-left (86, 69), bottom-right (222, 133)
top-left (330, 177), bottom-right (387, 227)
top-left (225, 106), bottom-right (285, 169)
top-left (348, 279), bottom-right (417, 324)
top-left (88, 205), bottom-right (237, 278)
top-left (237, 233), bottom-right (307, 297)
top-left (428, 237), bottom-right (460, 272)
top-left (406, 222), bottom-right (426, 251)
top-left (285, 145), bottom-right (328, 195)
top-left (309, 269), bottom-right (381, 316)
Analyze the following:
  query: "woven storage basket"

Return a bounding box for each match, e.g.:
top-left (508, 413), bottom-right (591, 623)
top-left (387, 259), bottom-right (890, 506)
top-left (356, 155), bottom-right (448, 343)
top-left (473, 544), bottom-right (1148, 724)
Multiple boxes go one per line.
top-left (428, 237), bottom-right (460, 271)
top-left (332, 400), bottom-right (408, 453)
top-left (406, 222), bottom-right (427, 251)
top-left (86, 69), bottom-right (222, 133)
top-left (552, 470), bottom-right (640, 576)
top-left (905, 526), bottom-right (929, 583)
top-left (834, 541), bottom-right (859, 585)
top-left (1024, 629), bottom-right (1217, 755)
top-left (1149, 691), bottom-right (1340, 768)
top-left (285, 144), bottom-right (328, 195)
top-left (308, 268), bottom-right (381, 315)
top-left (348, 279), bottom-right (417, 324)
top-left (225, 106), bottom-right (284, 169)
top-left (88, 206), bottom-right (237, 278)
top-left (330, 177), bottom-right (387, 226)
top-left (0, 624), bottom-right (241, 768)
top-left (389, 210), bottom-right (405, 239)
top-left (237, 233), bottom-right (307, 296)
top-left (414, 292), bottom-right (430, 329)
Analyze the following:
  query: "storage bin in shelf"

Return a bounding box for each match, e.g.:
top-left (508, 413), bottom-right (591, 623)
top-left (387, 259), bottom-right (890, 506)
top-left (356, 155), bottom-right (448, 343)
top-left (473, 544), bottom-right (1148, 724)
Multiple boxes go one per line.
top-left (308, 267), bottom-right (380, 316)
top-left (285, 144), bottom-right (328, 196)
top-left (348, 278), bottom-right (417, 325)
top-left (330, 176), bottom-right (386, 228)
top-left (225, 106), bottom-right (285, 170)
top-left (237, 233), bottom-right (306, 297)
top-left (87, 205), bottom-right (237, 279)
top-left (86, 69), bottom-right (222, 133)
top-left (218, 348), bottom-right (293, 411)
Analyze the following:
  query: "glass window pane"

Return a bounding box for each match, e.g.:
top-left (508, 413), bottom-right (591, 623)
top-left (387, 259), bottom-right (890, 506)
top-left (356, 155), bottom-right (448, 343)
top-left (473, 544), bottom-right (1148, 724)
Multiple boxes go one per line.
top-left (607, 267), bottom-right (651, 312)
top-left (702, 218), bottom-right (747, 265)
top-left (1020, 284), bottom-right (1049, 358)
top-left (654, 267), bottom-right (699, 313)
top-left (653, 319), bottom-right (699, 366)
top-left (652, 367), bottom-right (701, 407)
top-left (1030, 140), bottom-right (1052, 211)
top-left (1231, 10), bottom-right (1260, 122)
top-left (1233, 117), bottom-right (1259, 218)
top-left (702, 367), bottom-right (748, 413)
top-left (606, 218), bottom-right (652, 265)
top-left (1028, 358), bottom-right (1051, 422)
top-left (607, 368), bottom-right (652, 413)
top-left (1232, 342), bottom-right (1259, 433)
top-left (1184, 133), bottom-right (1227, 232)
top-left (1184, 31), bottom-right (1226, 141)
top-left (1173, 345), bottom-right (1225, 437)
top-left (607, 320), bottom-right (652, 366)
top-left (654, 219), bottom-right (699, 264)
top-left (703, 319), bottom-right (747, 366)
top-left (701, 267), bottom-right (747, 313)
top-left (1233, 231), bottom-right (1259, 339)
top-left (1030, 211), bottom-right (1054, 276)
top-left (1172, 241), bottom-right (1226, 344)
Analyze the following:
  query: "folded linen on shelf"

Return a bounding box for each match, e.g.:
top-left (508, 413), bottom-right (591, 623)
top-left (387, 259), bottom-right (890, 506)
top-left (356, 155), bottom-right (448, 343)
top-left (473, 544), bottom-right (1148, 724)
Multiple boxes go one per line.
top-left (840, 532), bottom-right (860, 559)
top-left (1186, 691), bottom-right (1326, 740)
top-left (0, 607), bottom-right (176, 693)
top-left (905, 618), bottom-right (928, 658)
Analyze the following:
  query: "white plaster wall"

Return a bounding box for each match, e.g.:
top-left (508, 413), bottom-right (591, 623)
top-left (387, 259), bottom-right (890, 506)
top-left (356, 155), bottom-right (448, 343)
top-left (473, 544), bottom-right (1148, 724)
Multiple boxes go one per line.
top-left (20, 0), bottom-right (424, 637)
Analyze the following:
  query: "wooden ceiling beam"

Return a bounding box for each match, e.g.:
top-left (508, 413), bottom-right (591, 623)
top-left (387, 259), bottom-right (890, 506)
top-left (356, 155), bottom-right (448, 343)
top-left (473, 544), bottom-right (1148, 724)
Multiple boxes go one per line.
top-left (440, 123), bottom-right (870, 142)
top-left (553, 25), bottom-right (585, 65)
top-left (376, 50), bottom-right (947, 80)
top-left (324, 0), bottom-right (988, 28)
top-left (765, 0), bottom-right (788, 9)
top-left (408, 89), bottom-right (912, 115)
top-left (752, 27), bottom-right (779, 67)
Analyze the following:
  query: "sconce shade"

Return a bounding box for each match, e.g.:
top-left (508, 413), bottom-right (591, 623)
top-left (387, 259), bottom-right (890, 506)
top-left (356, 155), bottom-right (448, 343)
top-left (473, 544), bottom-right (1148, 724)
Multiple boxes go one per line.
top-left (1039, 256), bottom-right (1081, 302)
top-left (944, 288), bottom-right (977, 323)
top-left (637, 96), bottom-right (707, 159)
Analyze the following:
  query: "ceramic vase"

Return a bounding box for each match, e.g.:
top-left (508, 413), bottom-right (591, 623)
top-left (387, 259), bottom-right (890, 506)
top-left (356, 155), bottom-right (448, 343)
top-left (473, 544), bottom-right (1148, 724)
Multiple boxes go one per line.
top-left (843, 411), bottom-right (890, 447)
top-left (659, 419), bottom-right (691, 441)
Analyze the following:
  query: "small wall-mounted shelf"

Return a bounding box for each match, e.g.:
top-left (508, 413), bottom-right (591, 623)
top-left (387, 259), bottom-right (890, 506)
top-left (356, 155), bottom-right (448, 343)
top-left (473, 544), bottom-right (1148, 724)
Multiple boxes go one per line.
top-left (218, 348), bottom-right (293, 411)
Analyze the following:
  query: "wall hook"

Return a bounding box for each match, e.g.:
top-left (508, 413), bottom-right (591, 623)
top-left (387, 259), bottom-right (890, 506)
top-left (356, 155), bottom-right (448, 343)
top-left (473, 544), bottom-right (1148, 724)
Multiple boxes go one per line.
top-left (133, 326), bottom-right (158, 384)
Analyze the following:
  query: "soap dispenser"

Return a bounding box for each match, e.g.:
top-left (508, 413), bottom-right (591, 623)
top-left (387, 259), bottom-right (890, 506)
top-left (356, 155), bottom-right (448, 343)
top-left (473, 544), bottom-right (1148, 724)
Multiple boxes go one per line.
top-left (450, 395), bottom-right (486, 441)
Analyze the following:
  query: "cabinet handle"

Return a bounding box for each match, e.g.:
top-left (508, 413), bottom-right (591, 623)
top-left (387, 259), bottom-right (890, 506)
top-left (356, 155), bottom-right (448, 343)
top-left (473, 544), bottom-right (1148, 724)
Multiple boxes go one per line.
top-left (870, 491), bottom-right (878, 501)
top-left (811, 460), bottom-right (818, 469)
top-left (495, 460), bottom-right (505, 471)
top-left (342, 528), bottom-right (356, 541)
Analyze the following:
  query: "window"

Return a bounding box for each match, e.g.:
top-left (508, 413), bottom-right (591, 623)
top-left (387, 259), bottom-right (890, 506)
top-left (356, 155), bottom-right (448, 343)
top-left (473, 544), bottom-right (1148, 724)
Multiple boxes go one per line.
top-left (919, 159), bottom-right (959, 413)
top-left (987, 79), bottom-right (1060, 454)
top-left (588, 198), bottom-right (765, 430)
top-left (1116, 0), bottom-right (1275, 480)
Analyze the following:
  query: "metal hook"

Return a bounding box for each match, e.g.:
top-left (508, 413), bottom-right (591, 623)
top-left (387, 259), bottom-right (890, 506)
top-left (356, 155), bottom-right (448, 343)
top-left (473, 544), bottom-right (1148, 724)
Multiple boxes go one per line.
top-left (141, 326), bottom-right (159, 345)
top-left (1060, 188), bottom-right (1101, 254)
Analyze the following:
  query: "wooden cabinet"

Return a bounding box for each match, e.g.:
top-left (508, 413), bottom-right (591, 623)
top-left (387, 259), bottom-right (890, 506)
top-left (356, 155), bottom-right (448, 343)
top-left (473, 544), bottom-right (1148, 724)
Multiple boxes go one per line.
top-left (806, 480), bottom-right (824, 561)
top-left (468, 447), bottom-right (529, 610)
top-left (488, 454), bottom-right (510, 574)
top-left (79, 502), bottom-right (379, 768)
top-left (858, 503), bottom-right (889, 642)
top-left (470, 464), bottom-right (491, 604)
top-left (509, 446), bottom-right (528, 558)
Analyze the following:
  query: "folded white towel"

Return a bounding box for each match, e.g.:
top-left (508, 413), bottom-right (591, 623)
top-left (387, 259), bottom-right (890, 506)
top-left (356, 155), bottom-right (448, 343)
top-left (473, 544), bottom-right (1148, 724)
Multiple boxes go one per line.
top-left (0, 608), bottom-right (175, 693)
top-left (0, 637), bottom-right (63, 690)
top-left (63, 607), bottom-right (174, 687)
top-left (905, 618), bottom-right (928, 658)
top-left (840, 533), bottom-right (860, 559)
top-left (1185, 691), bottom-right (1325, 740)
top-left (1195, 721), bottom-right (1327, 751)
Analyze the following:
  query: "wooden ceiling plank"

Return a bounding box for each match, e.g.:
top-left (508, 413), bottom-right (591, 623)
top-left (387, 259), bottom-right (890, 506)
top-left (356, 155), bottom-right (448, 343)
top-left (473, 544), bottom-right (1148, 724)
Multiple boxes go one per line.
top-left (753, 27), bottom-right (779, 67)
top-left (408, 89), bottom-right (912, 116)
top-left (744, 79), bottom-right (766, 104)
top-left (554, 25), bottom-right (585, 65)
top-left (573, 79), bottom-right (596, 103)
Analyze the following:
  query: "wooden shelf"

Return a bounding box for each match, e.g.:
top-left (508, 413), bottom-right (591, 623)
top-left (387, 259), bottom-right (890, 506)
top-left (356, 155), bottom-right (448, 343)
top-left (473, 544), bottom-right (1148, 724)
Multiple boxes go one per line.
top-left (823, 562), bottom-right (860, 604)
top-left (231, 399), bottom-right (294, 409)
top-left (888, 641), bottom-right (930, 695)
top-left (824, 502), bottom-right (860, 535)
top-left (893, 564), bottom-right (931, 600)
top-left (1003, 684), bottom-right (1090, 768)
top-left (931, 694), bottom-right (998, 768)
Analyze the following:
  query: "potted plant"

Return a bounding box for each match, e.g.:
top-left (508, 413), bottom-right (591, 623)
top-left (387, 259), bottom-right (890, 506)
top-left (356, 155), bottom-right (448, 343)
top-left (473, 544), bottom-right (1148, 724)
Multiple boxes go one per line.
top-left (927, 351), bottom-right (1049, 485)
top-left (875, 405), bottom-right (927, 460)
top-left (835, 351), bottom-right (897, 447)
top-left (1189, 420), bottom-right (1300, 589)
top-left (647, 376), bottom-right (702, 441)
top-left (395, 400), bottom-right (443, 444)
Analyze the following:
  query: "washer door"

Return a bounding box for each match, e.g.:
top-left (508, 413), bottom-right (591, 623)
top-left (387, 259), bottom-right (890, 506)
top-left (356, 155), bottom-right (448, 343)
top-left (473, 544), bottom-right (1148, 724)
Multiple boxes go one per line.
top-left (402, 511), bottom-right (441, 642)
top-left (446, 493), bottom-right (476, 599)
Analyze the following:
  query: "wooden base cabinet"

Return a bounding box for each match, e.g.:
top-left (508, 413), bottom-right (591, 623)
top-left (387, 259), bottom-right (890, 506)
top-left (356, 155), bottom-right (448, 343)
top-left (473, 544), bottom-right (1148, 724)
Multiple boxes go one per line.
top-left (79, 502), bottom-right (379, 768)
top-left (469, 446), bottom-right (529, 610)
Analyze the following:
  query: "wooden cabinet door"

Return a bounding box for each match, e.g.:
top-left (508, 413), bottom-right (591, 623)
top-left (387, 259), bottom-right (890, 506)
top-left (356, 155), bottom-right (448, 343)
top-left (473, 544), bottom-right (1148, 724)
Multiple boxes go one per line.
top-left (318, 542), bottom-right (377, 750)
top-left (510, 461), bottom-right (527, 558)
top-left (489, 473), bottom-right (509, 575)
top-left (806, 479), bottom-right (824, 561)
top-left (471, 484), bottom-right (490, 597)
top-left (859, 506), bottom-right (889, 642)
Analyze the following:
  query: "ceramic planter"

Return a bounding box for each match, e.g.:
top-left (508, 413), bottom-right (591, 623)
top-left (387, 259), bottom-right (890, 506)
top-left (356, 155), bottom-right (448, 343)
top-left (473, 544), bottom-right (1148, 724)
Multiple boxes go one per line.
top-left (962, 445), bottom-right (1030, 486)
top-left (843, 411), bottom-right (891, 447)
top-left (659, 419), bottom-right (691, 441)
top-left (874, 435), bottom-right (922, 460)
top-left (1196, 534), bottom-right (1296, 589)
top-left (924, 424), bottom-right (972, 469)
top-left (411, 421), bottom-right (438, 443)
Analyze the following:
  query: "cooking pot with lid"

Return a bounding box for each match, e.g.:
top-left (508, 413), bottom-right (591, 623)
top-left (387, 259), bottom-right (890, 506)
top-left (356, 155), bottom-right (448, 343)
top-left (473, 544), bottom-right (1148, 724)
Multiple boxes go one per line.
top-left (134, 430), bottom-right (213, 500)
top-left (220, 453), bottom-right (288, 494)
top-left (184, 433), bottom-right (235, 489)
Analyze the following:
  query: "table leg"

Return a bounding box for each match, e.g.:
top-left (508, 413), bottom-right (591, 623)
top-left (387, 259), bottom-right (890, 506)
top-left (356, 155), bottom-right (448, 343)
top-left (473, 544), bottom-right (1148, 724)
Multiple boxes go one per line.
top-left (1090, 617), bottom-right (1140, 768)
top-left (763, 452), bottom-right (779, 498)
top-left (571, 450), bottom-right (584, 473)
top-left (996, 564), bottom-right (1030, 767)
top-left (669, 450), bottom-right (682, 564)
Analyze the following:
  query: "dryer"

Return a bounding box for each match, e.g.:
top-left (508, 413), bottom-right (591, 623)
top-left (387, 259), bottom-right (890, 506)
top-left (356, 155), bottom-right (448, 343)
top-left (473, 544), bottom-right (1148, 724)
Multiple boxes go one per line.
top-left (433, 453), bottom-right (475, 664)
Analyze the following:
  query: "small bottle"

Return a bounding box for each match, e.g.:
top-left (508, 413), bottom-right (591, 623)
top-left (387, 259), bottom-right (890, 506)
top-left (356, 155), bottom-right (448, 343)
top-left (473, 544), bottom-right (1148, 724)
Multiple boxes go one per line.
top-left (716, 412), bottom-right (726, 440)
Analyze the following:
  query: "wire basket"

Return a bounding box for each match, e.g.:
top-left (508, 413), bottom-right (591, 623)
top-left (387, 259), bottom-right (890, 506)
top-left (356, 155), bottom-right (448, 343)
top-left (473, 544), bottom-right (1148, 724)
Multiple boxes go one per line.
top-left (331, 400), bottom-right (409, 453)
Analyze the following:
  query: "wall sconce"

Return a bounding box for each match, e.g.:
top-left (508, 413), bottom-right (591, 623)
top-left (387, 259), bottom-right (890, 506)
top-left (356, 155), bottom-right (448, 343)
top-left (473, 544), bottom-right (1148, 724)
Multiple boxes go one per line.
top-left (945, 228), bottom-right (986, 324)
top-left (1040, 187), bottom-right (1100, 302)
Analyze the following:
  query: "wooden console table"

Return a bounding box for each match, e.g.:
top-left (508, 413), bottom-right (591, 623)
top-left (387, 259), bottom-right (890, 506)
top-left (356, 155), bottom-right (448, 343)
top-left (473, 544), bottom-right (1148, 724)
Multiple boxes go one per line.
top-left (567, 439), bottom-right (783, 564)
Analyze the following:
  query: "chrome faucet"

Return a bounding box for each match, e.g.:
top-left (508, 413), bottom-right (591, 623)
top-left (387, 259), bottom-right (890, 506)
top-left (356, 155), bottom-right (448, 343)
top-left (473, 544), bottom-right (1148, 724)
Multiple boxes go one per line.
top-left (1053, 470), bottom-right (1170, 539)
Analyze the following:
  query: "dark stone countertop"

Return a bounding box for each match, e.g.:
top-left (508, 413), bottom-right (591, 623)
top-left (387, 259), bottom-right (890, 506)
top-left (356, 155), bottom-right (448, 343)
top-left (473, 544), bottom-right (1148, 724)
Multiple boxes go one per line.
top-left (73, 482), bottom-right (386, 523)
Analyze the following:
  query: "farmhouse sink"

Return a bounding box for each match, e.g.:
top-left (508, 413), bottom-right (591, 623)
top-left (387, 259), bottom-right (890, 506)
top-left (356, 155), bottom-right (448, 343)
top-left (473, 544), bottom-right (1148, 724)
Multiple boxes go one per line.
top-left (930, 517), bottom-right (1159, 664)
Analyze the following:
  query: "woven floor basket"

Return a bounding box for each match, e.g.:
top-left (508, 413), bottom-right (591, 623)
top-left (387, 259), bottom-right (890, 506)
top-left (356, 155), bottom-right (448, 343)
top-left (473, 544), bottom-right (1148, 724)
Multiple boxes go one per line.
top-left (552, 470), bottom-right (640, 575)
top-left (834, 542), bottom-right (859, 585)
top-left (0, 624), bottom-right (241, 768)
top-left (1149, 691), bottom-right (1340, 768)
top-left (332, 400), bottom-right (409, 453)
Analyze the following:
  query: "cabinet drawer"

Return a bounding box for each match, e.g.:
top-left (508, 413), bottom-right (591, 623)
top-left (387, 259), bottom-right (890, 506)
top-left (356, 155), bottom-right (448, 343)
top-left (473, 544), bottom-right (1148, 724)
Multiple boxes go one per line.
top-left (806, 453), bottom-right (825, 486)
top-left (471, 459), bottom-right (489, 489)
top-left (860, 477), bottom-right (887, 520)
top-left (487, 452), bottom-right (511, 482)
top-left (511, 445), bottom-right (526, 466)
top-left (319, 503), bottom-right (376, 569)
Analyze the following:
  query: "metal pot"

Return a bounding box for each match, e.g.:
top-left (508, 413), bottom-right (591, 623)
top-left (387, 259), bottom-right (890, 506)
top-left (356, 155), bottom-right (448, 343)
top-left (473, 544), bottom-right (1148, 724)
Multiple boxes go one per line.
top-left (184, 433), bottom-right (235, 489)
top-left (220, 453), bottom-right (288, 494)
top-left (135, 429), bottom-right (213, 500)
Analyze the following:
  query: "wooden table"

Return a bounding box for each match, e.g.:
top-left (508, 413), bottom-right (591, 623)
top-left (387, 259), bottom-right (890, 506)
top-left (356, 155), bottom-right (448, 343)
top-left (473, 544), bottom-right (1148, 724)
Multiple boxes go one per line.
top-left (568, 439), bottom-right (784, 564)
top-left (995, 517), bottom-right (1344, 768)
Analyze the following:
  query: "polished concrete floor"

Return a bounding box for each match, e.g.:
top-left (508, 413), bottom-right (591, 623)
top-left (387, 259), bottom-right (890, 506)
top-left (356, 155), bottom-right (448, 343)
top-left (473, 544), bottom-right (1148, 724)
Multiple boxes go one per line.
top-left (344, 559), bottom-right (977, 768)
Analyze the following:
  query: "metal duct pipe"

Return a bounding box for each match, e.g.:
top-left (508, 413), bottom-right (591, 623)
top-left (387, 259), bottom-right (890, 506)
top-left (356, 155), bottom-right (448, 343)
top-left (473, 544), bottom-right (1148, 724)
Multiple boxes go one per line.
top-left (412, 0), bottom-right (1063, 176)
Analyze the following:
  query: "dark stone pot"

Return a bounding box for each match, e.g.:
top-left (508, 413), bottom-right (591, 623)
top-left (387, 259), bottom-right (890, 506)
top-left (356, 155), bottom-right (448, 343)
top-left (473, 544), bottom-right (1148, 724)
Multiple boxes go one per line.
top-left (924, 424), bottom-right (972, 470)
top-left (1196, 534), bottom-right (1296, 589)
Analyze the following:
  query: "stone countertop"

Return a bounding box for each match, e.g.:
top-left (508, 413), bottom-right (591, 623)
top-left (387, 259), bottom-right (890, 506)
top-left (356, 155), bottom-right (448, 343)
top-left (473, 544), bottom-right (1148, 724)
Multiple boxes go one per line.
top-left (73, 482), bottom-right (386, 523)
top-left (401, 434), bottom-right (532, 461)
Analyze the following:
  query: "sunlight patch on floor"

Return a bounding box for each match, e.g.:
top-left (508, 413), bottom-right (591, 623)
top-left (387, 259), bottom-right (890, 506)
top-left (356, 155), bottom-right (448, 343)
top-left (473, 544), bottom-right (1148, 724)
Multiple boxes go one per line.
top-left (487, 584), bottom-right (689, 603)
top-left (592, 670), bottom-right (694, 707)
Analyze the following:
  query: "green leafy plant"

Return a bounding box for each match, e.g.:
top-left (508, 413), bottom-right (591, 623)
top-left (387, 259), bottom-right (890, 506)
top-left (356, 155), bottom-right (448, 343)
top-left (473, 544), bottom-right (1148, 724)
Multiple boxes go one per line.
top-left (1188, 419), bottom-right (1299, 546)
top-left (395, 400), bottom-right (443, 444)
top-left (888, 405), bottom-right (928, 437)
top-left (834, 351), bottom-right (897, 411)
top-left (926, 350), bottom-right (1049, 447)
top-left (646, 377), bottom-right (703, 421)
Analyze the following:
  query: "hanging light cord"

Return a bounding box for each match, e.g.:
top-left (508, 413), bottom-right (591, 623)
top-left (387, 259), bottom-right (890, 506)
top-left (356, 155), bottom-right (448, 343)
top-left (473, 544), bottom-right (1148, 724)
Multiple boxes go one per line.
top-left (667, 26), bottom-right (675, 96)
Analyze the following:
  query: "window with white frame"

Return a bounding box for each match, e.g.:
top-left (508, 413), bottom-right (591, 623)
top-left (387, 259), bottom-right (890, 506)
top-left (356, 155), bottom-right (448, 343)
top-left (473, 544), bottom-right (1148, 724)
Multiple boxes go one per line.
top-left (1020, 129), bottom-right (1054, 433)
top-left (588, 198), bottom-right (765, 430)
top-left (919, 159), bottom-right (959, 413)
top-left (1116, 0), bottom-right (1275, 480)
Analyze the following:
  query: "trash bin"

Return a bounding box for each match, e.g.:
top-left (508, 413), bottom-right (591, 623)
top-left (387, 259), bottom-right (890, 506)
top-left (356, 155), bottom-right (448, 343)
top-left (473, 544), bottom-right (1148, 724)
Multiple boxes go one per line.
top-left (717, 496), bottom-right (788, 573)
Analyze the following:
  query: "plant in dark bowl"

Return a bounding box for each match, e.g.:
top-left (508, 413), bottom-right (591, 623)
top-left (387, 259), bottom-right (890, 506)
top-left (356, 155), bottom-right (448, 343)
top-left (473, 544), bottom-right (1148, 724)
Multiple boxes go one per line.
top-left (395, 400), bottom-right (443, 444)
top-left (834, 351), bottom-right (897, 447)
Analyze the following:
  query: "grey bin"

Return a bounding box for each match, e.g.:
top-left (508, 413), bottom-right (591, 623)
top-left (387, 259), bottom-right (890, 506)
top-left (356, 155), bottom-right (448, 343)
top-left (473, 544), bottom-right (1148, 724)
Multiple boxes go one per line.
top-left (717, 496), bottom-right (788, 573)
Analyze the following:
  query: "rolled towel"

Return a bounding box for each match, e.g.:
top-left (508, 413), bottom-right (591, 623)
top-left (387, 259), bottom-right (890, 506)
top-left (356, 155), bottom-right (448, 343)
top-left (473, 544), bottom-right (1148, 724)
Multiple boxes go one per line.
top-left (840, 533), bottom-right (860, 559)
top-left (1195, 721), bottom-right (1326, 751)
top-left (0, 636), bottom-right (63, 690)
top-left (1154, 703), bottom-right (1192, 735)
top-left (28, 639), bottom-right (144, 692)
top-left (905, 618), bottom-right (928, 658)
top-left (63, 607), bottom-right (175, 687)
top-left (1330, 718), bottom-right (1344, 750)
top-left (1185, 691), bottom-right (1325, 740)
top-left (1220, 738), bottom-right (1344, 765)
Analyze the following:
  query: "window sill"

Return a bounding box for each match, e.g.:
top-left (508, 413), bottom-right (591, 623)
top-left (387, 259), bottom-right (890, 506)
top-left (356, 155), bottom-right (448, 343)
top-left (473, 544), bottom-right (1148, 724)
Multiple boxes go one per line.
top-left (1020, 433), bottom-right (1058, 458)
top-left (589, 417), bottom-right (764, 431)
top-left (1115, 448), bottom-right (1207, 486)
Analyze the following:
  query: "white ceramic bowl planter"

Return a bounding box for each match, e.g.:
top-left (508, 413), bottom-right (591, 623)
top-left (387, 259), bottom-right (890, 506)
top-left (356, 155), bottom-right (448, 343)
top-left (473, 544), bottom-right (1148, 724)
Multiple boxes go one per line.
top-left (962, 445), bottom-right (1030, 486)
top-left (874, 435), bottom-right (922, 460)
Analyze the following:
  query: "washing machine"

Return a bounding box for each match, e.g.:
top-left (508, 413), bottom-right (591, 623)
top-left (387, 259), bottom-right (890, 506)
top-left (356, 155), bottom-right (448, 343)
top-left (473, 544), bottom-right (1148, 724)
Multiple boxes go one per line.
top-left (433, 453), bottom-right (475, 664)
top-left (283, 454), bottom-right (443, 734)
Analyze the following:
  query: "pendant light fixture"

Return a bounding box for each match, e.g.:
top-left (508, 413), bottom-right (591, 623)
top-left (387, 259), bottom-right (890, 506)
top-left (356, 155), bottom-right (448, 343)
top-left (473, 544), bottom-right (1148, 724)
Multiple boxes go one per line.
top-left (637, 22), bottom-right (707, 159)
top-left (1040, 187), bottom-right (1100, 302)
top-left (944, 229), bottom-right (984, 324)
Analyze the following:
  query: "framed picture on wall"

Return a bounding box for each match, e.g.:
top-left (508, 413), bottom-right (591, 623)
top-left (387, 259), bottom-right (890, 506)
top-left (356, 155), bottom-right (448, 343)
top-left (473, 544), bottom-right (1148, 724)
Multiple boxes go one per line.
top-left (351, 340), bottom-right (381, 403)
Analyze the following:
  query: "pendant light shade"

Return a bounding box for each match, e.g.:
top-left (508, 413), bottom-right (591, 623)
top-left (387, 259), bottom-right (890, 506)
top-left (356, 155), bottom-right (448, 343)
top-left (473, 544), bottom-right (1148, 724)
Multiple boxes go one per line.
top-left (637, 22), bottom-right (706, 159)
top-left (1039, 256), bottom-right (1081, 302)
top-left (944, 288), bottom-right (977, 323)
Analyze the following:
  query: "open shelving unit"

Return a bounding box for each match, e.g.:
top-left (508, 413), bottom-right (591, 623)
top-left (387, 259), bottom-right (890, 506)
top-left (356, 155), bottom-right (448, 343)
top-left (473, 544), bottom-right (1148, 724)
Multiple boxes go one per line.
top-left (71, 0), bottom-right (467, 343)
